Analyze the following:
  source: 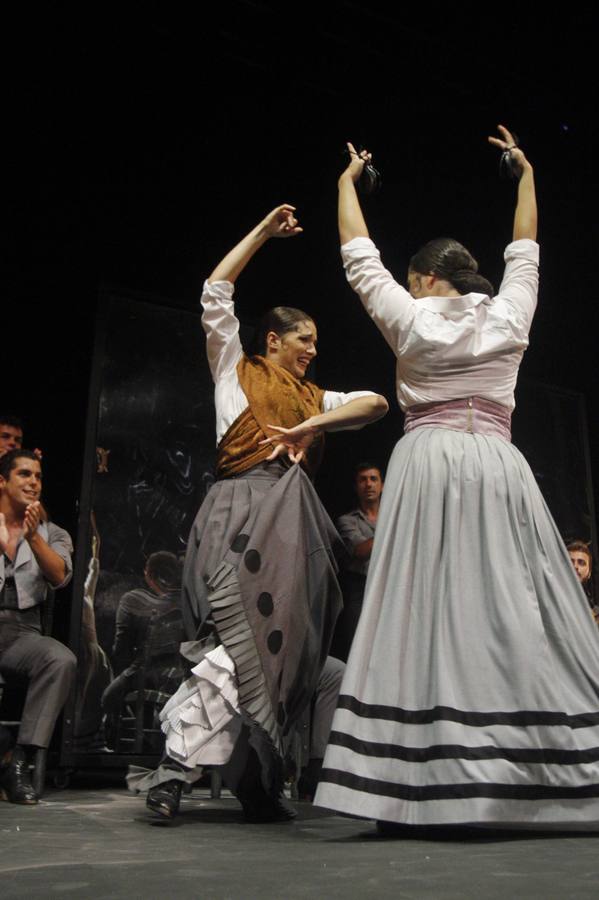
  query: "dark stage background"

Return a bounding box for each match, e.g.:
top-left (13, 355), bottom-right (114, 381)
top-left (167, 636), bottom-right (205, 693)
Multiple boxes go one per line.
top-left (4, 5), bottom-right (599, 699)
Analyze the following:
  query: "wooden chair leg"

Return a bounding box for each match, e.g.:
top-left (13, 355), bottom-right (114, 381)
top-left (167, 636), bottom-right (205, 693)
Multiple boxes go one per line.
top-left (210, 769), bottom-right (222, 799)
top-left (134, 691), bottom-right (145, 754)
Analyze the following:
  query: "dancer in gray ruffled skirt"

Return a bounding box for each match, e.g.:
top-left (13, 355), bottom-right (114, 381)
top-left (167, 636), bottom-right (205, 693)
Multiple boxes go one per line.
top-left (131, 204), bottom-right (387, 821)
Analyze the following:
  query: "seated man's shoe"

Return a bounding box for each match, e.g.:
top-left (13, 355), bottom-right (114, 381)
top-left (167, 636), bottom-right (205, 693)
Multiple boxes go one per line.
top-left (0, 748), bottom-right (38, 805)
top-left (146, 779), bottom-right (183, 818)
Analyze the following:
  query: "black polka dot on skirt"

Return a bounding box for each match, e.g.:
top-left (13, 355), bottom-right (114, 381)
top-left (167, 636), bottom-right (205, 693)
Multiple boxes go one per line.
top-left (267, 630), bottom-right (283, 654)
top-left (257, 592), bottom-right (274, 617)
top-left (231, 533), bottom-right (250, 553)
top-left (244, 549), bottom-right (261, 572)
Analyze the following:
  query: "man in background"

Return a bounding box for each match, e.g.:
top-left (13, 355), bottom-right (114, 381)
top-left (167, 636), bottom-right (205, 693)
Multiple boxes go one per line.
top-left (333, 462), bottom-right (383, 661)
top-left (567, 539), bottom-right (597, 623)
top-left (0, 416), bottom-right (24, 456)
top-left (101, 551), bottom-right (184, 722)
top-left (0, 415), bottom-right (42, 462)
top-left (0, 449), bottom-right (75, 804)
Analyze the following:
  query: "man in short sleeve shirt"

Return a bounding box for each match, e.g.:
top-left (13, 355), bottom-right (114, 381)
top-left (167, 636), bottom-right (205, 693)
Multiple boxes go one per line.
top-left (334, 463), bottom-right (383, 660)
top-left (0, 450), bottom-right (76, 804)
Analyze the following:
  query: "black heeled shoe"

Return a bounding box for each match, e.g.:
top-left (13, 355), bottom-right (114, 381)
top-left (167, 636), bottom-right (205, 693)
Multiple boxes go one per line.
top-left (242, 791), bottom-right (297, 823)
top-left (235, 746), bottom-right (297, 823)
top-left (146, 779), bottom-right (183, 818)
top-left (0, 748), bottom-right (38, 805)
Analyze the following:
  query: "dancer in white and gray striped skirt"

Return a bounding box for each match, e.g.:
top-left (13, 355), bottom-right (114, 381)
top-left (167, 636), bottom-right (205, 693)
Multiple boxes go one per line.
top-left (315, 127), bottom-right (599, 830)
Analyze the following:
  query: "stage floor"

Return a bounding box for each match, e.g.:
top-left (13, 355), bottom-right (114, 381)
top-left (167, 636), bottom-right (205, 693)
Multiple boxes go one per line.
top-left (2, 784), bottom-right (599, 899)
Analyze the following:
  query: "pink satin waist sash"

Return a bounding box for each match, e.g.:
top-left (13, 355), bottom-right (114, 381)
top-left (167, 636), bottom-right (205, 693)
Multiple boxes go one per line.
top-left (403, 396), bottom-right (512, 442)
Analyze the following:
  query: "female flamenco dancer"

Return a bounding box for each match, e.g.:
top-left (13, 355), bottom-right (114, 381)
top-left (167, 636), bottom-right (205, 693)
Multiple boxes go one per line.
top-left (132, 205), bottom-right (388, 822)
top-left (315, 128), bottom-right (599, 830)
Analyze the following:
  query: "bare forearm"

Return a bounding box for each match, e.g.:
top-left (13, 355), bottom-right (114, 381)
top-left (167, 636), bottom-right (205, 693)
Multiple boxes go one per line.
top-left (310, 394), bottom-right (388, 432)
top-left (208, 222), bottom-right (270, 284)
top-left (513, 165), bottom-right (537, 242)
top-left (27, 533), bottom-right (67, 586)
top-left (262, 393), bottom-right (387, 463)
top-left (338, 174), bottom-right (370, 245)
top-left (208, 205), bottom-right (301, 284)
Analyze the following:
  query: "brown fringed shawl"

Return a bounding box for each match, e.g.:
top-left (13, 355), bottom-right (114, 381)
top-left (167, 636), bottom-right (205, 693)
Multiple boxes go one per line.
top-left (216, 355), bottom-right (325, 478)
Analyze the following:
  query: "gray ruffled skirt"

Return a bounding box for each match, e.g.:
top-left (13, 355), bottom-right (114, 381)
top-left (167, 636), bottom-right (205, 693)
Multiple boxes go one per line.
top-left (130, 460), bottom-right (343, 796)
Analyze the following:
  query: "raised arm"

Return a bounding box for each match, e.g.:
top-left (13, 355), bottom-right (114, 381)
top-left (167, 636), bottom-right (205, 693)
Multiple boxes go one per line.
top-left (488, 125), bottom-right (537, 242)
top-left (337, 143), bottom-right (371, 245)
top-left (203, 205), bottom-right (303, 381)
top-left (208, 205), bottom-right (303, 284)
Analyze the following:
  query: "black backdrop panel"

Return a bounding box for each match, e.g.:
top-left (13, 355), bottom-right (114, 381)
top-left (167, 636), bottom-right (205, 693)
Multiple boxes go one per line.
top-left (62, 293), bottom-right (216, 767)
top-left (513, 380), bottom-right (596, 547)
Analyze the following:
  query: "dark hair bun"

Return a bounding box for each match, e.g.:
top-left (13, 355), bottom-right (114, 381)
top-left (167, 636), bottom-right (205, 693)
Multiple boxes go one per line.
top-left (450, 271), bottom-right (495, 297)
top-left (410, 238), bottom-right (494, 298)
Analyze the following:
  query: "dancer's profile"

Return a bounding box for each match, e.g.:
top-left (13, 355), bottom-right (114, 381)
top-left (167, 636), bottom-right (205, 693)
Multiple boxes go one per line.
top-left (316, 128), bottom-right (599, 830)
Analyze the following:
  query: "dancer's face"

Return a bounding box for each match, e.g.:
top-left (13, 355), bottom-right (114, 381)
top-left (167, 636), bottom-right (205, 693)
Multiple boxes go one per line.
top-left (268, 321), bottom-right (318, 379)
top-left (408, 269), bottom-right (434, 299)
top-left (569, 549), bottom-right (591, 584)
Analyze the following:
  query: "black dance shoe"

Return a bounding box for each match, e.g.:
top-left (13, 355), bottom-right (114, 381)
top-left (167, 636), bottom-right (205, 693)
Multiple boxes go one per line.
top-left (242, 791), bottom-right (297, 824)
top-left (235, 745), bottom-right (297, 823)
top-left (376, 820), bottom-right (412, 836)
top-left (146, 779), bottom-right (183, 818)
top-left (0, 748), bottom-right (38, 805)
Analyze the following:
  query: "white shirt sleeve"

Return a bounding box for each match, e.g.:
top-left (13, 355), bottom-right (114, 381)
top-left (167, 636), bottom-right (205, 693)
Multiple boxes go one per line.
top-left (341, 237), bottom-right (416, 352)
top-left (201, 280), bottom-right (243, 383)
top-left (497, 239), bottom-right (540, 336)
top-left (322, 389), bottom-right (377, 431)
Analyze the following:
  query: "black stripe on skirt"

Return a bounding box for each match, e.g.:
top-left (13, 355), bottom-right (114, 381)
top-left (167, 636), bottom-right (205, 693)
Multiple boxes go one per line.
top-left (328, 730), bottom-right (599, 765)
top-left (320, 768), bottom-right (599, 802)
top-left (337, 695), bottom-right (599, 729)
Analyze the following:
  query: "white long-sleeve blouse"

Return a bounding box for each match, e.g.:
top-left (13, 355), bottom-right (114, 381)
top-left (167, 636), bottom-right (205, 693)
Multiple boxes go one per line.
top-left (341, 237), bottom-right (540, 412)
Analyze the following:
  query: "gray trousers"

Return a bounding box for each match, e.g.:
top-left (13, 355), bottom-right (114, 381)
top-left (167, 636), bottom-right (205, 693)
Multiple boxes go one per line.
top-left (0, 608), bottom-right (77, 748)
top-left (311, 656), bottom-right (345, 758)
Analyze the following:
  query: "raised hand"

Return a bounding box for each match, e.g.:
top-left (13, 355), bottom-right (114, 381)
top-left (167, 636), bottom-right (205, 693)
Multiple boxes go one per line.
top-left (259, 420), bottom-right (320, 465)
top-left (488, 125), bottom-right (531, 177)
top-left (341, 142), bottom-right (373, 185)
top-left (23, 502), bottom-right (41, 541)
top-left (261, 204), bottom-right (303, 239)
top-left (208, 203), bottom-right (303, 283)
top-left (489, 125), bottom-right (536, 240)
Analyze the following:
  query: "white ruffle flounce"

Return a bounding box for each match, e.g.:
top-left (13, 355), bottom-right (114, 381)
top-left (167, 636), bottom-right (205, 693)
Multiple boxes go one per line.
top-left (161, 645), bottom-right (242, 769)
